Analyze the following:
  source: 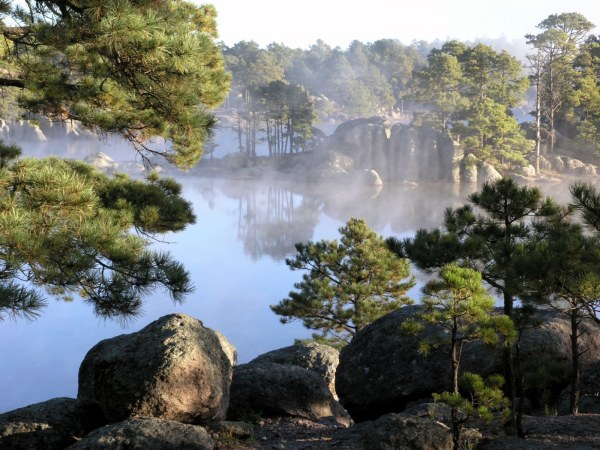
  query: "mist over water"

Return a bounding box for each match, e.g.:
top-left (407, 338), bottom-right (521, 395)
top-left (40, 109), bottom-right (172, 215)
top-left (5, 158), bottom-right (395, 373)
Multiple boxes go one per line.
top-left (0, 129), bottom-right (585, 413)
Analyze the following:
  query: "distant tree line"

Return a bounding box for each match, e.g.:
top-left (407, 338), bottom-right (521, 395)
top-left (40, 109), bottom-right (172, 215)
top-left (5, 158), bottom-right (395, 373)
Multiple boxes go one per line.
top-left (222, 12), bottom-right (600, 168)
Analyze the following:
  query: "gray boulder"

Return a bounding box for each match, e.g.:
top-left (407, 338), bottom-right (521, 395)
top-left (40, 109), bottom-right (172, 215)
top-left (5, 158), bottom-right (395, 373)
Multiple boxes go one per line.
top-left (213, 329), bottom-right (238, 367)
top-left (228, 363), bottom-right (351, 426)
top-left (478, 163), bottom-right (503, 183)
top-left (78, 313), bottom-right (232, 424)
top-left (324, 413), bottom-right (452, 450)
top-left (0, 397), bottom-right (105, 450)
top-left (250, 342), bottom-right (340, 397)
top-left (336, 306), bottom-right (600, 420)
top-left (67, 417), bottom-right (214, 450)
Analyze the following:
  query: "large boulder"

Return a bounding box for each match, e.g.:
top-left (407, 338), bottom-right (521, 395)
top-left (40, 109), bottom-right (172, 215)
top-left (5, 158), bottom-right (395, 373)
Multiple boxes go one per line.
top-left (321, 117), bottom-right (390, 177)
top-left (250, 342), bottom-right (340, 397)
top-left (0, 397), bottom-right (105, 450)
top-left (322, 413), bottom-right (452, 450)
top-left (336, 306), bottom-right (600, 421)
top-left (67, 417), bottom-right (214, 450)
top-left (228, 363), bottom-right (351, 426)
top-left (78, 313), bottom-right (232, 424)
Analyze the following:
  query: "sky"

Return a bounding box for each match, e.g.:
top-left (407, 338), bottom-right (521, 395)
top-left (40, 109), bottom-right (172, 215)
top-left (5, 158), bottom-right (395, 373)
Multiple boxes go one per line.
top-left (205, 0), bottom-right (600, 50)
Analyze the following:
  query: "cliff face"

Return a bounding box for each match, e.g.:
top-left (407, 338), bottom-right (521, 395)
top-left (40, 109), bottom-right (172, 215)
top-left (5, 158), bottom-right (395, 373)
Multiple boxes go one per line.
top-left (320, 118), bottom-right (481, 184)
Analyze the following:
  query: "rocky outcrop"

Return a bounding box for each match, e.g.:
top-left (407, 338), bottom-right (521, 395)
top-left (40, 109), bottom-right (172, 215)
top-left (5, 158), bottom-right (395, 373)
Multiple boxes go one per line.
top-left (228, 363), bottom-right (351, 426)
top-left (0, 397), bottom-right (106, 450)
top-left (323, 413), bottom-right (452, 450)
top-left (67, 417), bottom-right (214, 450)
top-left (321, 119), bottom-right (491, 184)
top-left (83, 152), bottom-right (145, 175)
top-left (250, 342), bottom-right (340, 397)
top-left (336, 306), bottom-right (600, 421)
top-left (78, 313), bottom-right (232, 424)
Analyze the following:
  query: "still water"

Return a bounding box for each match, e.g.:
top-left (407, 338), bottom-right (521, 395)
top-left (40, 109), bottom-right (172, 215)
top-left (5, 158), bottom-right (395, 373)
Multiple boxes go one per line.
top-left (0, 173), bottom-right (483, 413)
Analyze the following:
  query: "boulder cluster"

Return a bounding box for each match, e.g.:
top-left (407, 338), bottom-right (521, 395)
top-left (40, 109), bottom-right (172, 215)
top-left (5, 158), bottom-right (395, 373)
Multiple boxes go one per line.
top-left (2, 307), bottom-right (600, 449)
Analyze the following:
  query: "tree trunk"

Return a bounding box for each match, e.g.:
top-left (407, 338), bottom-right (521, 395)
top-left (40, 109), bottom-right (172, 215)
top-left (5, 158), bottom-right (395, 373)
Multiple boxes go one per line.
top-left (534, 65), bottom-right (542, 174)
top-left (451, 407), bottom-right (462, 450)
top-left (570, 307), bottom-right (580, 415)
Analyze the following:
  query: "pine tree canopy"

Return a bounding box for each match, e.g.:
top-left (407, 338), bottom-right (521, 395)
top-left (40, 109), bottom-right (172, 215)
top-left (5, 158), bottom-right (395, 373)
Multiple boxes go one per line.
top-left (0, 0), bottom-right (230, 169)
top-left (0, 154), bottom-right (196, 321)
top-left (271, 217), bottom-right (415, 347)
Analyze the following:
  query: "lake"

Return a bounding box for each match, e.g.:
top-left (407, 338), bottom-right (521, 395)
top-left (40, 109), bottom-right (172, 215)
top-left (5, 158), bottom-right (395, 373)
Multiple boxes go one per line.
top-left (0, 126), bottom-right (578, 413)
top-left (0, 171), bottom-right (485, 413)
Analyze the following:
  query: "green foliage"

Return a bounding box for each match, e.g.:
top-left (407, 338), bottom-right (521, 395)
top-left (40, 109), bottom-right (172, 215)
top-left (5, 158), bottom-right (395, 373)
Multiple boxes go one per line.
top-left (0, 139), bottom-right (21, 168)
top-left (271, 217), bottom-right (414, 345)
top-left (410, 263), bottom-right (515, 391)
top-left (0, 156), bottom-right (195, 321)
top-left (256, 80), bottom-right (317, 154)
top-left (433, 372), bottom-right (510, 450)
top-left (1, 0), bottom-right (230, 169)
top-left (412, 41), bottom-right (530, 165)
top-left (401, 178), bottom-right (559, 318)
top-left (521, 355), bottom-right (571, 409)
top-left (223, 38), bottom-right (425, 120)
top-left (526, 12), bottom-right (595, 155)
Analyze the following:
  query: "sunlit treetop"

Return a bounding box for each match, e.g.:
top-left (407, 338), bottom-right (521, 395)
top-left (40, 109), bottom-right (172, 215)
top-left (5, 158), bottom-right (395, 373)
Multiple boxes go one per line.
top-left (0, 0), bottom-right (231, 169)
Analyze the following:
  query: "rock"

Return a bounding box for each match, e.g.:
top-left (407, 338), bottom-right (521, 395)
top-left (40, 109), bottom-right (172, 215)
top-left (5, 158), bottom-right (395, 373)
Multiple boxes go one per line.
top-left (0, 397), bottom-right (105, 450)
top-left (325, 413), bottom-right (452, 450)
top-left (84, 152), bottom-right (118, 172)
top-left (322, 117), bottom-right (390, 178)
top-left (516, 164), bottom-right (537, 178)
top-left (249, 342), bottom-right (340, 398)
top-left (564, 157), bottom-right (586, 172)
top-left (213, 330), bottom-right (238, 367)
top-left (550, 156), bottom-right (565, 172)
top-left (478, 163), bottom-right (503, 183)
top-left (204, 420), bottom-right (254, 440)
top-left (477, 435), bottom-right (550, 449)
top-left (336, 306), bottom-right (600, 421)
top-left (461, 153), bottom-right (478, 183)
top-left (78, 313), bottom-right (232, 424)
top-left (228, 363), bottom-right (351, 426)
top-left (67, 417), bottom-right (214, 450)
top-left (579, 164), bottom-right (598, 177)
top-left (403, 402), bottom-right (454, 424)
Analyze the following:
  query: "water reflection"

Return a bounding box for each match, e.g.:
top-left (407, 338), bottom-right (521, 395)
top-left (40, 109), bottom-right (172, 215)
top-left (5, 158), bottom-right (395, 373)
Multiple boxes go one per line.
top-left (221, 182), bottom-right (321, 260)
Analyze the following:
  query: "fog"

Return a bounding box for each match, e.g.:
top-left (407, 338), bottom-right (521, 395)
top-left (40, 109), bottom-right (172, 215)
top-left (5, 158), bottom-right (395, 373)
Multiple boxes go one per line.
top-left (0, 123), bottom-right (583, 413)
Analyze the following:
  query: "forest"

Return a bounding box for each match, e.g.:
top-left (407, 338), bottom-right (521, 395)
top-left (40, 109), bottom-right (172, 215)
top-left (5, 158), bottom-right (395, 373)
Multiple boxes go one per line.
top-left (220, 12), bottom-right (600, 173)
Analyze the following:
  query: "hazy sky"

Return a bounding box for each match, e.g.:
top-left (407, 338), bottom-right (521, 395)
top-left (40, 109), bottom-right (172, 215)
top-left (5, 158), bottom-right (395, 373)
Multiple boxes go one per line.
top-left (206, 0), bottom-right (600, 49)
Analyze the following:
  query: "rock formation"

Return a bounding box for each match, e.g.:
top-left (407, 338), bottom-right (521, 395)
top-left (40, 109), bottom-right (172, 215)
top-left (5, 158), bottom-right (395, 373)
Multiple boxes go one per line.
top-left (228, 362), bottom-right (351, 426)
top-left (67, 417), bottom-right (214, 450)
top-left (0, 398), bottom-right (105, 450)
top-left (322, 413), bottom-right (452, 450)
top-left (336, 306), bottom-right (600, 421)
top-left (250, 342), bottom-right (340, 398)
top-left (78, 313), bottom-right (232, 424)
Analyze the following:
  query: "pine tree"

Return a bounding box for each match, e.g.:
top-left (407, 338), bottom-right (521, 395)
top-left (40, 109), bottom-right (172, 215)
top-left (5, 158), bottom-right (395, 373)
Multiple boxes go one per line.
top-left (0, 0), bottom-right (229, 320)
top-left (271, 217), bottom-right (414, 347)
top-left (0, 155), bottom-right (196, 321)
top-left (392, 178), bottom-right (559, 435)
top-left (402, 263), bottom-right (514, 449)
top-left (521, 211), bottom-right (598, 414)
top-left (0, 0), bottom-right (230, 168)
